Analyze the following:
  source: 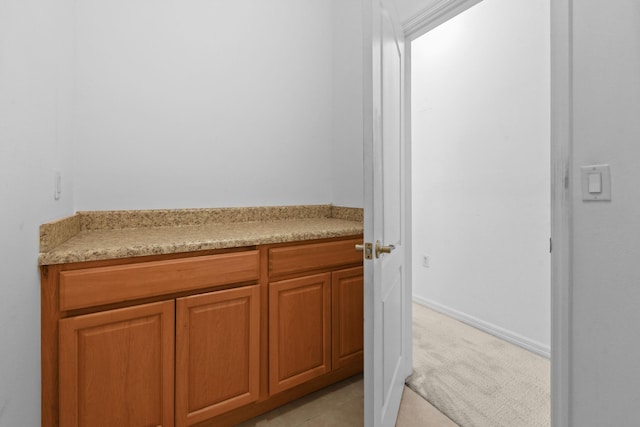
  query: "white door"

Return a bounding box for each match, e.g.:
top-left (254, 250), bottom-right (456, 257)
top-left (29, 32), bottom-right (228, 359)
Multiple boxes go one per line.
top-left (363, 0), bottom-right (409, 426)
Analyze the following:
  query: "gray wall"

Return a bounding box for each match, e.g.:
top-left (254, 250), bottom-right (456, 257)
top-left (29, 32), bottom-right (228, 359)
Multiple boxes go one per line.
top-left (73, 0), bottom-right (335, 210)
top-left (571, 1), bottom-right (640, 425)
top-left (397, 0), bottom-right (640, 423)
top-left (411, 0), bottom-right (551, 355)
top-left (0, 1), bottom-right (363, 425)
top-left (0, 0), bottom-right (75, 425)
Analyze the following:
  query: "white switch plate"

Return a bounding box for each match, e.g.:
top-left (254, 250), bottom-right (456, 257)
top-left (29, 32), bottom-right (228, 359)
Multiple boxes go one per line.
top-left (54, 170), bottom-right (61, 200)
top-left (581, 164), bottom-right (611, 201)
top-left (422, 255), bottom-right (430, 268)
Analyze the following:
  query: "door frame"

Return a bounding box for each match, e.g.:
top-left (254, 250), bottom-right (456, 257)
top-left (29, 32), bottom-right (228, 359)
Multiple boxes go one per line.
top-left (399, 0), bottom-right (572, 426)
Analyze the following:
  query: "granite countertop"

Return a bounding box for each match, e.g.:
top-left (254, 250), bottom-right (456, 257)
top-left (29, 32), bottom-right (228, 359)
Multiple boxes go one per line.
top-left (38, 205), bottom-right (363, 265)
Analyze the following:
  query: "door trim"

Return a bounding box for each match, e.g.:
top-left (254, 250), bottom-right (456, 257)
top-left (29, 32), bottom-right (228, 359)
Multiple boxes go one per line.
top-left (549, 0), bottom-right (572, 425)
top-left (402, 0), bottom-right (483, 41)
top-left (401, 1), bottom-right (572, 426)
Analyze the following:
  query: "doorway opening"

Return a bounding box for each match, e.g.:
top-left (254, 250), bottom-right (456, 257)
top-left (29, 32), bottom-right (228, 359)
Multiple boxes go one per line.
top-left (407, 0), bottom-right (551, 425)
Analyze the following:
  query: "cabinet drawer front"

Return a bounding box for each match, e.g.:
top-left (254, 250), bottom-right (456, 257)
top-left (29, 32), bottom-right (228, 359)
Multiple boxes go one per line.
top-left (269, 238), bottom-right (362, 278)
top-left (60, 251), bottom-right (260, 311)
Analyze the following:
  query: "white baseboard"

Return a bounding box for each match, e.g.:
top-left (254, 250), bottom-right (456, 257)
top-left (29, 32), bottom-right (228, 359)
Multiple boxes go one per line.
top-left (412, 295), bottom-right (551, 359)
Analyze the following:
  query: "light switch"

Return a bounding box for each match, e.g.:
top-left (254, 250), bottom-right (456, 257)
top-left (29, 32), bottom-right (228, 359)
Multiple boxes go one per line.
top-left (54, 170), bottom-right (62, 200)
top-left (588, 173), bottom-right (602, 193)
top-left (581, 164), bottom-right (611, 201)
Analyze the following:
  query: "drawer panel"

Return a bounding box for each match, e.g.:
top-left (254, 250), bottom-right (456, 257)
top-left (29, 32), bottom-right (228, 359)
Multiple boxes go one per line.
top-left (269, 238), bottom-right (362, 278)
top-left (60, 251), bottom-right (260, 311)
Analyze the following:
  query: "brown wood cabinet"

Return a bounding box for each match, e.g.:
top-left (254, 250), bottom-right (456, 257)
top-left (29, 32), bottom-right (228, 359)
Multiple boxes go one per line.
top-left (176, 286), bottom-right (260, 426)
top-left (267, 240), bottom-right (364, 396)
top-left (332, 267), bottom-right (364, 370)
top-left (269, 273), bottom-right (332, 394)
top-left (42, 236), bottom-right (362, 427)
top-left (58, 301), bottom-right (175, 427)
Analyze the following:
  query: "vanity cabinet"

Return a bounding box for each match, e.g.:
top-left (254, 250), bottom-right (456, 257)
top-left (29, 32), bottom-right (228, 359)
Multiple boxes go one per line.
top-left (44, 249), bottom-right (261, 427)
top-left (42, 236), bottom-right (363, 427)
top-left (57, 284), bottom-right (261, 427)
top-left (267, 238), bottom-right (363, 395)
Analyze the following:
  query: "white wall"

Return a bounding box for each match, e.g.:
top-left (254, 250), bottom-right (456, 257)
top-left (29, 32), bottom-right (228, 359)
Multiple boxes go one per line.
top-left (72, 0), bottom-right (364, 211)
top-left (411, 0), bottom-right (551, 353)
top-left (73, 0), bottom-right (335, 210)
top-left (0, 2), bottom-right (365, 425)
top-left (571, 1), bottom-right (640, 425)
top-left (5, 0), bottom-right (640, 425)
top-left (332, 0), bottom-right (364, 208)
top-left (0, 0), bottom-right (75, 425)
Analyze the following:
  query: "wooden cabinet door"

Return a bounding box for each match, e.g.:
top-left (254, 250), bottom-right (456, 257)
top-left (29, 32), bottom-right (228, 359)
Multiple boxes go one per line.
top-left (59, 301), bottom-right (175, 427)
top-left (175, 286), bottom-right (260, 427)
top-left (269, 273), bottom-right (331, 394)
top-left (332, 267), bottom-right (364, 370)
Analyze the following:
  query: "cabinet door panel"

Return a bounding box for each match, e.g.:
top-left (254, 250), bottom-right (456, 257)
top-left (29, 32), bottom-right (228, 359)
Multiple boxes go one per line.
top-left (59, 301), bottom-right (175, 427)
top-left (176, 286), bottom-right (260, 426)
top-left (269, 273), bottom-right (331, 394)
top-left (332, 267), bottom-right (364, 369)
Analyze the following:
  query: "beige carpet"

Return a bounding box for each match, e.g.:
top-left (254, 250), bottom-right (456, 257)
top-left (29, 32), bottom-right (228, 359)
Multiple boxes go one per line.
top-left (407, 303), bottom-right (550, 427)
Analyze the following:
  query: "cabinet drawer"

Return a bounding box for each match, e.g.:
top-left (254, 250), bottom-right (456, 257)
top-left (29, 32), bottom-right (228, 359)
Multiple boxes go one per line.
top-left (269, 238), bottom-right (362, 278)
top-left (60, 251), bottom-right (260, 311)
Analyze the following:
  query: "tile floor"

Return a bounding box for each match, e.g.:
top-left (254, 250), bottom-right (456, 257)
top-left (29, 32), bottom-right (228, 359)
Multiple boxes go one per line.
top-left (237, 375), bottom-right (458, 426)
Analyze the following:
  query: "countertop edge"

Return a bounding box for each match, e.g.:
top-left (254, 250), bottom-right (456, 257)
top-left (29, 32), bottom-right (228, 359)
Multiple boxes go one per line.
top-left (38, 225), bottom-right (364, 266)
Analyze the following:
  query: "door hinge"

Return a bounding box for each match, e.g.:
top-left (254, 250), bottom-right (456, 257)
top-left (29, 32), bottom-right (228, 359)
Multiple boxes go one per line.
top-left (550, 238), bottom-right (552, 253)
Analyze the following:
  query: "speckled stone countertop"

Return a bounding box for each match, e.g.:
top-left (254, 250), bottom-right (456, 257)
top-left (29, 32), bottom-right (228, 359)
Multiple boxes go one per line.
top-left (38, 205), bottom-right (363, 265)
